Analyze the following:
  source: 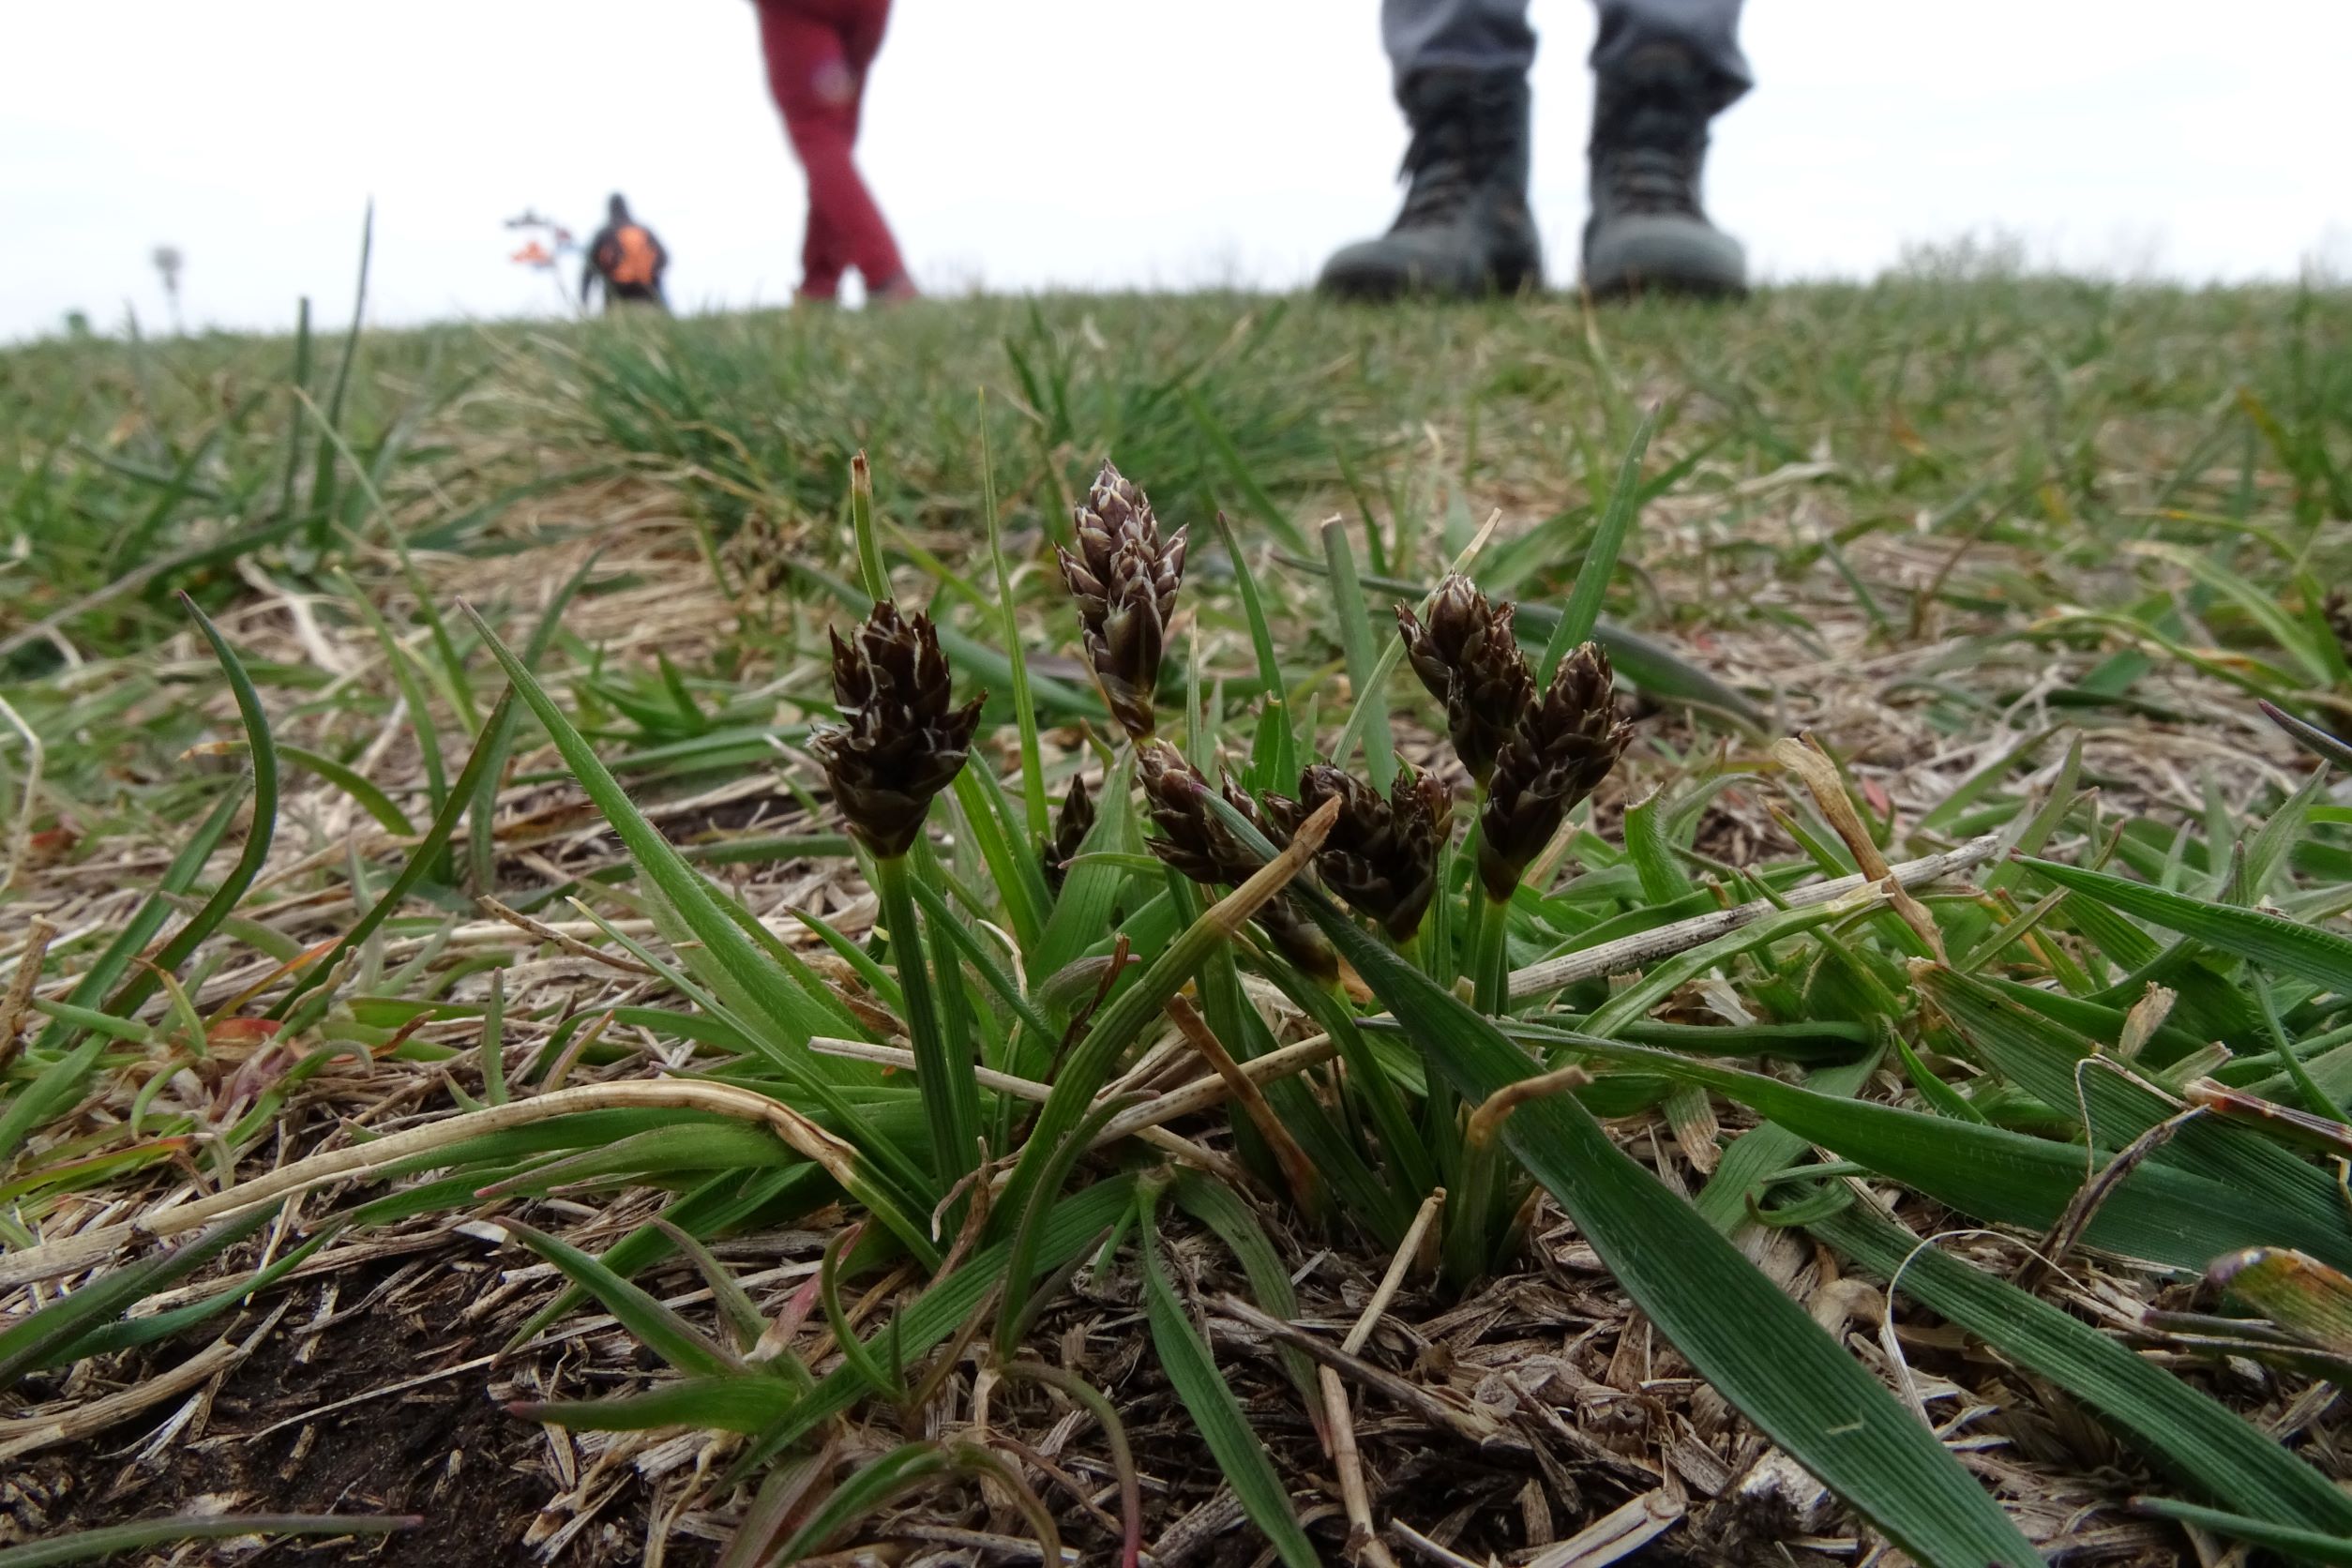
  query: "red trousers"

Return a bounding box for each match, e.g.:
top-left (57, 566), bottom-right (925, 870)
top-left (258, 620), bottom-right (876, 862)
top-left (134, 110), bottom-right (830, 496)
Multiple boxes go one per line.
top-left (755, 0), bottom-right (907, 298)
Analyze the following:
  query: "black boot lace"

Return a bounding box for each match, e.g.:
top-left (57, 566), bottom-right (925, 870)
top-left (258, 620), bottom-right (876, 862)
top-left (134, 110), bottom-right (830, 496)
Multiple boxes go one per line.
top-left (1595, 92), bottom-right (1707, 219)
top-left (1394, 79), bottom-right (1520, 231)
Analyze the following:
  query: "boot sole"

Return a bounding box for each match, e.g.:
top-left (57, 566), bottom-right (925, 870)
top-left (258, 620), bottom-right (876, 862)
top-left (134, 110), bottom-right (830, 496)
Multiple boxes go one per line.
top-left (1585, 271), bottom-right (1748, 301)
top-left (1317, 261), bottom-right (1545, 302)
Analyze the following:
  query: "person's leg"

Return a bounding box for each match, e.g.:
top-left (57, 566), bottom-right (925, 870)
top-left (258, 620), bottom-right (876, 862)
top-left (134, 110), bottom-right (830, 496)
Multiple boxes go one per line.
top-left (1591, 0), bottom-right (1747, 101)
top-left (1380, 0), bottom-right (1535, 83)
top-left (1319, 0), bottom-right (1543, 298)
top-left (1581, 0), bottom-right (1748, 295)
top-left (830, 0), bottom-right (916, 296)
top-left (756, 0), bottom-right (909, 297)
top-left (801, 204), bottom-right (849, 301)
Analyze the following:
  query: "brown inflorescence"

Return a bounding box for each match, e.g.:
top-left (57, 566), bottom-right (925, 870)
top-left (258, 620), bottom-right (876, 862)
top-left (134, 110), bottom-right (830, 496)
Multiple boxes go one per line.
top-left (1266, 764), bottom-right (1452, 942)
top-left (1395, 574), bottom-right (1534, 784)
top-left (1058, 461), bottom-right (1186, 742)
top-left (1137, 740), bottom-right (1338, 981)
top-left (1476, 641), bottom-right (1632, 902)
top-left (1043, 773), bottom-right (1095, 892)
top-left (811, 602), bottom-right (986, 859)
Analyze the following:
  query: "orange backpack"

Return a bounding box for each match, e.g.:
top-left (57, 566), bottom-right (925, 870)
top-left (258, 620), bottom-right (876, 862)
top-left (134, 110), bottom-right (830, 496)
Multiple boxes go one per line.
top-left (608, 225), bottom-right (658, 287)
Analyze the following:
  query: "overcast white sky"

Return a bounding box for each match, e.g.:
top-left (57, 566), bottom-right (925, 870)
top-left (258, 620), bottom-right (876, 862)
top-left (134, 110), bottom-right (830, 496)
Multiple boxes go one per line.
top-left (7, 1), bottom-right (2348, 340)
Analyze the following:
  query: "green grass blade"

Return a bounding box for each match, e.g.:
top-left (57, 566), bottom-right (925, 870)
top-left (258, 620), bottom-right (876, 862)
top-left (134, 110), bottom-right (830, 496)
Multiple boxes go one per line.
top-left (992, 1091), bottom-right (1141, 1361)
top-left (1920, 965), bottom-right (2347, 1232)
top-left (2019, 854), bottom-right (2352, 994)
top-left (1297, 896), bottom-right (2040, 1568)
top-left (849, 451), bottom-right (889, 602)
top-left (305, 201), bottom-right (372, 542)
top-left (2261, 700), bottom-right (2352, 774)
top-left (1138, 1184), bottom-right (1321, 1568)
top-left (731, 1176), bottom-right (1138, 1473)
top-left (343, 579), bottom-right (448, 811)
top-left (503, 1220), bottom-right (743, 1377)
top-left (769, 1443), bottom-right (950, 1565)
top-left (0, 788), bottom-right (243, 1163)
top-left (948, 765), bottom-right (1047, 955)
top-left (275, 294), bottom-right (312, 518)
top-left (996, 818), bottom-right (1327, 1231)
top-left (267, 687), bottom-right (514, 1022)
top-left (1812, 1201), bottom-right (2352, 1539)
top-left (271, 743), bottom-right (415, 835)
top-left (1183, 386), bottom-right (1309, 555)
top-left (473, 549), bottom-right (603, 891)
top-left (59, 1225), bottom-right (342, 1364)
top-left (114, 598), bottom-right (280, 1010)
top-left (466, 611), bottom-right (837, 1070)
top-left (872, 853), bottom-right (979, 1185)
top-left (1545, 1029), bottom-right (2352, 1274)
top-left (1169, 1169), bottom-right (1319, 1415)
top-left (1033, 751), bottom-right (1139, 981)
top-left (1320, 517), bottom-right (1395, 791)
top-left (0, 1513), bottom-right (415, 1568)
top-left (1694, 1057), bottom-right (1877, 1233)
top-left (1538, 405), bottom-right (1655, 674)
top-left (978, 404), bottom-right (1048, 839)
top-left (2211, 1246), bottom-right (2352, 1359)
top-left (519, 1376), bottom-right (801, 1435)
top-left (0, 1204), bottom-right (279, 1391)
top-left (2129, 1499), bottom-right (2352, 1565)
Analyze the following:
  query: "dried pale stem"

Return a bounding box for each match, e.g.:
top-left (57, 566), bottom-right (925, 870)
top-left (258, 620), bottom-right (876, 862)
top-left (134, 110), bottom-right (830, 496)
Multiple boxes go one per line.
top-left (1504, 833), bottom-right (1999, 1000)
top-left (1773, 733), bottom-right (1946, 959)
top-left (1464, 1064), bottom-right (1595, 1152)
top-left (807, 1033), bottom-right (1341, 1168)
top-left (477, 894), bottom-right (654, 974)
top-left (1321, 1189), bottom-right (1445, 1568)
top-left (0, 915), bottom-right (57, 1073)
top-left (1164, 993), bottom-right (1320, 1214)
top-left (1, 1080), bottom-right (871, 1287)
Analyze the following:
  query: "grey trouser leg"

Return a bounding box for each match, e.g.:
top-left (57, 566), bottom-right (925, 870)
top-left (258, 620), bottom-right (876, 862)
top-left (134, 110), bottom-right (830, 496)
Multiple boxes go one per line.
top-left (1380, 0), bottom-right (1536, 83)
top-left (1382, 0), bottom-right (1750, 101)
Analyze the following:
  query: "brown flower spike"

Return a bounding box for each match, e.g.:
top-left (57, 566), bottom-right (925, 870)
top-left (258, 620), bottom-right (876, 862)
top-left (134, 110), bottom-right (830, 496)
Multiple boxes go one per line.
top-left (1395, 574), bottom-right (1534, 784)
top-left (1058, 462), bottom-right (1186, 741)
top-left (1042, 773), bottom-right (1094, 892)
top-left (1477, 642), bottom-right (1632, 901)
top-left (1138, 741), bottom-right (1338, 981)
top-left (811, 602), bottom-right (986, 859)
top-left (1266, 765), bottom-right (1452, 942)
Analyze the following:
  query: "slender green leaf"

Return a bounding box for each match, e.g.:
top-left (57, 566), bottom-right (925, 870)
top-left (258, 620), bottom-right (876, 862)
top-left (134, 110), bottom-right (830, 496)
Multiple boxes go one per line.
top-left (1299, 895), bottom-right (2042, 1567)
top-left (1538, 406), bottom-right (1655, 674)
top-left (2132, 1497), bottom-right (2352, 1563)
top-left (268, 687), bottom-right (515, 1022)
top-left (2020, 855), bottom-right (2352, 995)
top-left (1138, 1184), bottom-right (1321, 1568)
top-left (0, 1514), bottom-right (414, 1568)
top-left (503, 1221), bottom-right (741, 1378)
top-left (0, 1205), bottom-right (279, 1391)
top-left (1819, 1200), bottom-right (2352, 1536)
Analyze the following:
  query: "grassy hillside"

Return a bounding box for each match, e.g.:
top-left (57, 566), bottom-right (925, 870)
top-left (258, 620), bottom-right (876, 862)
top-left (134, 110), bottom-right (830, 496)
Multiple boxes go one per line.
top-left (3, 282), bottom-right (2350, 1567)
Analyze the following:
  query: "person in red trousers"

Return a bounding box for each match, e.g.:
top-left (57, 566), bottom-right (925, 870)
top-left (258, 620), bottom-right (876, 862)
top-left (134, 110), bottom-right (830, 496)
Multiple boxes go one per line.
top-left (753, 0), bottom-right (917, 304)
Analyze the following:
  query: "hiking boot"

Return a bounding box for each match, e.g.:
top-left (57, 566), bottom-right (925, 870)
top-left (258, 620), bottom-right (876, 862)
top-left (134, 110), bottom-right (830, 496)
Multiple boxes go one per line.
top-left (1319, 69), bottom-right (1542, 300)
top-left (1582, 43), bottom-right (1746, 298)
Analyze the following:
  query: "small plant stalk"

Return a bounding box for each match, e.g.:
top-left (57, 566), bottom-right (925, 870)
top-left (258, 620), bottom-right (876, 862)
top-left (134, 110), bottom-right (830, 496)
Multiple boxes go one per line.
top-left (1443, 884), bottom-right (1515, 1287)
top-left (1468, 885), bottom-right (1511, 1016)
top-left (873, 853), bottom-right (980, 1185)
